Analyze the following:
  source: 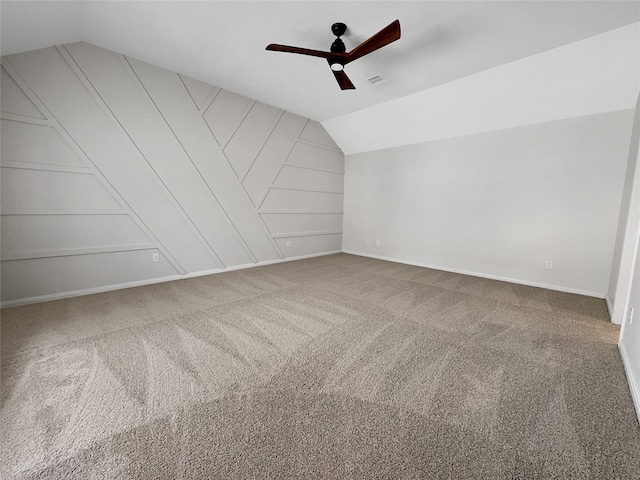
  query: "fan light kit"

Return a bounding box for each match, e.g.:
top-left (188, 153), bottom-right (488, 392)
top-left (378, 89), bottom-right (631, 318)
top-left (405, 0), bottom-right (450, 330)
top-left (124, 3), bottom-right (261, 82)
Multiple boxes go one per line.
top-left (266, 20), bottom-right (401, 90)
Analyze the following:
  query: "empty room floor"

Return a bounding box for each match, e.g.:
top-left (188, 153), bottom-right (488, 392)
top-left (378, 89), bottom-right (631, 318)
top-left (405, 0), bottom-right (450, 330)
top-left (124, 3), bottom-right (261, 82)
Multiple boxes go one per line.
top-left (2, 253), bottom-right (639, 479)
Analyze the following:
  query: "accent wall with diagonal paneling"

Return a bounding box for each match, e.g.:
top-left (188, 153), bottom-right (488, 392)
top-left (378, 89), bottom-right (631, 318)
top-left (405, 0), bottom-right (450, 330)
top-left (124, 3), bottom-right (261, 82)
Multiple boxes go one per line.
top-left (1, 42), bottom-right (344, 305)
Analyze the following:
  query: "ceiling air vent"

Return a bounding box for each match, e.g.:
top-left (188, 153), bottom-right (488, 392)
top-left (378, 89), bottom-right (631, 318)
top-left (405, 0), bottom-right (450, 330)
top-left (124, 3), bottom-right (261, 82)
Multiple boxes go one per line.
top-left (366, 74), bottom-right (387, 86)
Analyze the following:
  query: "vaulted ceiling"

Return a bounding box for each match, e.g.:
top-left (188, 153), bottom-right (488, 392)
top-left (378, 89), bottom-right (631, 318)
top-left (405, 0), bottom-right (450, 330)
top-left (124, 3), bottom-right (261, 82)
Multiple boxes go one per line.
top-left (2, 1), bottom-right (639, 123)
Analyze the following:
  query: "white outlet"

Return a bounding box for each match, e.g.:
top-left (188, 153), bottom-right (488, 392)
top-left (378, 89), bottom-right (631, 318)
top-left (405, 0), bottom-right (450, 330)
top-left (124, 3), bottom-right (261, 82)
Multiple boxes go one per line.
top-left (545, 260), bottom-right (553, 270)
top-left (629, 307), bottom-right (634, 325)
top-left (152, 252), bottom-right (160, 263)
top-left (286, 240), bottom-right (291, 247)
top-left (375, 240), bottom-right (381, 246)
top-left (365, 239), bottom-right (370, 245)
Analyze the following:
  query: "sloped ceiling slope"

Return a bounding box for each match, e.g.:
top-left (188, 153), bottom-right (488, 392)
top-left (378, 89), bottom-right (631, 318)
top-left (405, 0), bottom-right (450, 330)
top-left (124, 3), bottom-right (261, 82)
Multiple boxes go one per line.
top-left (325, 22), bottom-right (640, 154)
top-left (2, 1), bottom-right (639, 123)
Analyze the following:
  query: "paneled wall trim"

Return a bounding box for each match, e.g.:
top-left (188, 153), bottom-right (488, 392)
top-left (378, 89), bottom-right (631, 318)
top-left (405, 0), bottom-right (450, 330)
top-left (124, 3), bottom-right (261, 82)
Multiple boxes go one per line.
top-left (1, 42), bottom-right (344, 305)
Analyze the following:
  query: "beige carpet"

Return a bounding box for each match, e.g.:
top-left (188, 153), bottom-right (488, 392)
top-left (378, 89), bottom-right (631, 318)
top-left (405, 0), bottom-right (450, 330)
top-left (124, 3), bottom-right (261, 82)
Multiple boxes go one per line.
top-left (1, 253), bottom-right (639, 479)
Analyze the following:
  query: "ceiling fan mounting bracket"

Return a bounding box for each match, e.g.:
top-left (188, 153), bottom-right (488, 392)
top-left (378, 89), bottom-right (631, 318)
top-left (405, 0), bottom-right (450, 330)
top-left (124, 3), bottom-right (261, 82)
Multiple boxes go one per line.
top-left (331, 22), bottom-right (347, 37)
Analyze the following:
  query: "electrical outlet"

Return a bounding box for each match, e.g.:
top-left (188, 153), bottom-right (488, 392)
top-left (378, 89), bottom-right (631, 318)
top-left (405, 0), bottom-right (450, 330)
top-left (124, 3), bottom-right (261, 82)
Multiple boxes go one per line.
top-left (152, 252), bottom-right (160, 263)
top-left (375, 240), bottom-right (381, 246)
top-left (286, 240), bottom-right (291, 247)
top-left (365, 239), bottom-right (370, 245)
top-left (545, 260), bottom-right (553, 270)
top-left (629, 307), bottom-right (634, 325)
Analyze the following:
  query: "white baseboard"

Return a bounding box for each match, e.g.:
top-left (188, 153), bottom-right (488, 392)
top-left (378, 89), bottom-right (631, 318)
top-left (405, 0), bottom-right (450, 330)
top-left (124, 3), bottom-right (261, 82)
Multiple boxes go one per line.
top-left (619, 342), bottom-right (640, 426)
top-left (341, 250), bottom-right (606, 299)
top-left (1, 248), bottom-right (608, 307)
top-left (0, 250), bottom-right (342, 309)
top-left (605, 294), bottom-right (615, 321)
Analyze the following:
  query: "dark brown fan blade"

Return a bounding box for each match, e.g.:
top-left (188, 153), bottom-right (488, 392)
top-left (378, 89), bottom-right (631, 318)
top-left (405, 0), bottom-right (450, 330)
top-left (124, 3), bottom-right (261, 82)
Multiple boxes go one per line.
top-left (345, 20), bottom-right (401, 64)
top-left (332, 69), bottom-right (355, 90)
top-left (266, 44), bottom-right (333, 59)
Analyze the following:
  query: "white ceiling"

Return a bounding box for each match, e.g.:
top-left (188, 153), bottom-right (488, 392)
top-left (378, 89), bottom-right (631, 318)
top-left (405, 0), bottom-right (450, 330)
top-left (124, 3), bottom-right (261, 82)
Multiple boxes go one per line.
top-left (325, 23), bottom-right (640, 154)
top-left (2, 1), bottom-right (639, 122)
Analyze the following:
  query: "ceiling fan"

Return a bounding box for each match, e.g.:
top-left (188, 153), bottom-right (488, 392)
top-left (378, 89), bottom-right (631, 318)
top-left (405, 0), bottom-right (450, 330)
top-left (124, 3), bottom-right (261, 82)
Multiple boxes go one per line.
top-left (266, 20), bottom-right (401, 90)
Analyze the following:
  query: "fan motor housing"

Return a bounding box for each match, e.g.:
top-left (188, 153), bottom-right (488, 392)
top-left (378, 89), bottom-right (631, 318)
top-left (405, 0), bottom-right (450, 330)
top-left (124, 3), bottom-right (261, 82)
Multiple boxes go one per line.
top-left (331, 38), bottom-right (346, 53)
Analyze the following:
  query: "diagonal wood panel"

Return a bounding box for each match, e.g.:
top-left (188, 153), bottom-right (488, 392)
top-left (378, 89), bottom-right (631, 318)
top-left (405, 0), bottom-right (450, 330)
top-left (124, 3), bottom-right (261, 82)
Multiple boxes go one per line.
top-left (242, 112), bottom-right (306, 207)
top-left (274, 165), bottom-right (344, 193)
top-left (1, 214), bottom-right (152, 259)
top-left (4, 46), bottom-right (219, 273)
top-left (0, 60), bottom-right (184, 279)
top-left (287, 142), bottom-right (345, 172)
top-left (298, 120), bottom-right (341, 149)
top-left (179, 74), bottom-right (219, 112)
top-left (248, 118), bottom-right (345, 258)
top-left (261, 189), bottom-right (344, 213)
top-left (0, 66), bottom-right (46, 119)
top-left (261, 213), bottom-right (343, 236)
top-left (1, 58), bottom-right (184, 303)
top-left (223, 102), bottom-right (282, 180)
top-left (203, 89), bottom-right (253, 147)
top-left (1, 119), bottom-right (86, 168)
top-left (1, 167), bottom-right (122, 213)
top-left (64, 42), bottom-right (252, 268)
top-left (126, 56), bottom-right (282, 263)
top-left (0, 41), bottom-right (345, 303)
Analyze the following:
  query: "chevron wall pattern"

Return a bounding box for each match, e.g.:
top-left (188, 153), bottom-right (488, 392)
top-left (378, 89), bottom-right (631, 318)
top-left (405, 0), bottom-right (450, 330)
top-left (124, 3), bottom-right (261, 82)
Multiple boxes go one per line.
top-left (1, 42), bottom-right (344, 304)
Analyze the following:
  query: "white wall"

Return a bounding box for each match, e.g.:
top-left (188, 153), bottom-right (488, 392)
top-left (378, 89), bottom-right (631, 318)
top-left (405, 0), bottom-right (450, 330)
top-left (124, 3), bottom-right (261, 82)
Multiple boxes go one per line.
top-left (333, 21), bottom-right (639, 299)
top-left (614, 94), bottom-right (640, 422)
top-left (0, 42), bottom-right (344, 305)
top-left (619, 225), bottom-right (640, 423)
top-left (343, 111), bottom-right (634, 297)
top-left (609, 94), bottom-right (640, 316)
